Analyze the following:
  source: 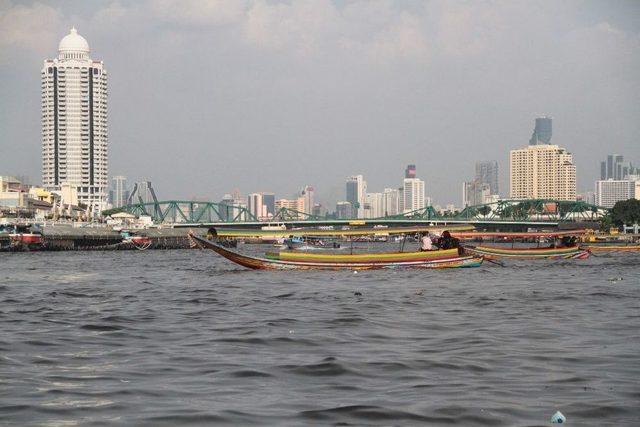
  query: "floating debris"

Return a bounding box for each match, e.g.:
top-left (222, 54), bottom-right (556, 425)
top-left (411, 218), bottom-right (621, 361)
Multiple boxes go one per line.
top-left (354, 291), bottom-right (362, 296)
top-left (551, 410), bottom-right (566, 424)
top-left (415, 289), bottom-right (424, 296)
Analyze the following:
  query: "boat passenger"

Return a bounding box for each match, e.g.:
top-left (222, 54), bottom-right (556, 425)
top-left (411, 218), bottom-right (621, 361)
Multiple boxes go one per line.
top-left (420, 232), bottom-right (434, 251)
top-left (560, 236), bottom-right (577, 247)
top-left (438, 230), bottom-right (460, 250)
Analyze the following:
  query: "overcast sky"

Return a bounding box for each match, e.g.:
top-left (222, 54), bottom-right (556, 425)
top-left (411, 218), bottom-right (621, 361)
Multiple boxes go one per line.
top-left (1, 0), bottom-right (639, 207)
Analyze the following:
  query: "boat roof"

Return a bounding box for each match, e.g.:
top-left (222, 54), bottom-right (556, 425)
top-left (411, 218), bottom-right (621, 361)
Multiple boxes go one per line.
top-left (452, 229), bottom-right (589, 238)
top-left (210, 224), bottom-right (475, 238)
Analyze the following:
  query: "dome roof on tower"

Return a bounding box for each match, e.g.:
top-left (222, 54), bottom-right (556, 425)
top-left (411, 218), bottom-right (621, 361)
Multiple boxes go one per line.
top-left (58, 27), bottom-right (90, 59)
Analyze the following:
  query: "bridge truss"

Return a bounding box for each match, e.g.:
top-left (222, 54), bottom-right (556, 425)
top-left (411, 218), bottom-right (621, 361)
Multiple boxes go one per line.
top-left (102, 199), bottom-right (608, 225)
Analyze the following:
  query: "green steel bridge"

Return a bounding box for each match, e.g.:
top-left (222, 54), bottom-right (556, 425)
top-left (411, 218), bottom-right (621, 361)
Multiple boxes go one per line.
top-left (102, 199), bottom-right (608, 229)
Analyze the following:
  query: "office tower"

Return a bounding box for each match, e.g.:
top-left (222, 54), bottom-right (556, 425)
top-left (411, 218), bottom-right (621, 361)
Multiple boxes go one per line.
top-left (509, 144), bottom-right (576, 200)
top-left (311, 203), bottom-right (324, 218)
top-left (109, 175), bottom-right (129, 208)
top-left (364, 192), bottom-right (384, 218)
top-left (405, 164), bottom-right (416, 179)
top-left (220, 193), bottom-right (247, 221)
top-left (382, 188), bottom-right (400, 216)
top-left (402, 178), bottom-right (425, 212)
top-left (475, 160), bottom-right (499, 195)
top-left (42, 28), bottom-right (108, 214)
top-left (595, 179), bottom-right (640, 208)
top-left (262, 192), bottom-right (275, 216)
top-left (301, 185), bottom-right (314, 215)
top-left (346, 175), bottom-right (367, 218)
top-left (462, 181), bottom-right (492, 207)
top-left (335, 201), bottom-right (352, 219)
top-left (248, 193), bottom-right (267, 220)
top-left (600, 154), bottom-right (638, 180)
top-left (529, 116), bottom-right (552, 145)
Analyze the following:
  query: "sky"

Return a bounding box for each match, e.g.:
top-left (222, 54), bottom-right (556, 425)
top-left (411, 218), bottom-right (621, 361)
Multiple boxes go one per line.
top-left (1, 0), bottom-right (639, 207)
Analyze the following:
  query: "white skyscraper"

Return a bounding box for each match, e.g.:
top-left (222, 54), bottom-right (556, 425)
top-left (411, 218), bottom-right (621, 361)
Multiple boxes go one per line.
top-left (42, 28), bottom-right (108, 215)
top-left (403, 178), bottom-right (425, 213)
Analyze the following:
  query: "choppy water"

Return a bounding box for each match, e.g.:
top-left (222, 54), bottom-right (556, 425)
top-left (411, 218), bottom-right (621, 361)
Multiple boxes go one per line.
top-left (1, 248), bottom-right (639, 426)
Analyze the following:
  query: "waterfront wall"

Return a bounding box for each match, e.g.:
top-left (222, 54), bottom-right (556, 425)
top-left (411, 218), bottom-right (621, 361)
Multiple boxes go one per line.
top-left (1, 226), bottom-right (208, 251)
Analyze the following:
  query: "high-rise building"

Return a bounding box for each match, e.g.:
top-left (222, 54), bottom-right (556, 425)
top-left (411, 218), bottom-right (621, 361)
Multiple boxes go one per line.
top-left (248, 193), bottom-right (267, 220)
top-left (509, 144), bottom-right (576, 200)
top-left (301, 185), bottom-right (314, 215)
top-left (600, 154), bottom-right (639, 180)
top-left (462, 180), bottom-right (492, 207)
top-left (262, 192), bottom-right (275, 216)
top-left (595, 179), bottom-right (640, 208)
top-left (335, 201), bottom-right (352, 219)
top-left (475, 161), bottom-right (499, 196)
top-left (109, 176), bottom-right (129, 208)
top-left (219, 194), bottom-right (247, 221)
top-left (311, 203), bottom-right (324, 218)
top-left (275, 198), bottom-right (305, 218)
top-left (364, 192), bottom-right (384, 218)
top-left (529, 116), bottom-right (552, 145)
top-left (405, 164), bottom-right (416, 179)
top-left (346, 175), bottom-right (367, 218)
top-left (382, 188), bottom-right (400, 216)
top-left (42, 28), bottom-right (108, 215)
top-left (402, 178), bottom-right (425, 212)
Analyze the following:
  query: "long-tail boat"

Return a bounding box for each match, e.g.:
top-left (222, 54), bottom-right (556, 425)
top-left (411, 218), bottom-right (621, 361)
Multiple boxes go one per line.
top-left (463, 244), bottom-right (590, 260)
top-left (580, 243), bottom-right (640, 252)
top-left (189, 234), bottom-right (483, 270)
top-left (457, 230), bottom-right (591, 260)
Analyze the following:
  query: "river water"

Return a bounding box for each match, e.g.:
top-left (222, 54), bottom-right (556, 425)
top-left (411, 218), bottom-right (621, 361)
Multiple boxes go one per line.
top-left (1, 248), bottom-right (639, 426)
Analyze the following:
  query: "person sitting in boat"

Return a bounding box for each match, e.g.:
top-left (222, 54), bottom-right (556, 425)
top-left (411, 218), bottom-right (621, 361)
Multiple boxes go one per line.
top-left (438, 230), bottom-right (460, 249)
top-left (560, 236), bottom-right (577, 247)
top-left (420, 232), bottom-right (435, 251)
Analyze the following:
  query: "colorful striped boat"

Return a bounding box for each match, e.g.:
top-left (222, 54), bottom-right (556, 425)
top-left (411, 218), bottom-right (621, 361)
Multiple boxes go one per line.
top-left (190, 234), bottom-right (483, 270)
top-left (581, 244), bottom-right (640, 252)
top-left (464, 244), bottom-right (590, 260)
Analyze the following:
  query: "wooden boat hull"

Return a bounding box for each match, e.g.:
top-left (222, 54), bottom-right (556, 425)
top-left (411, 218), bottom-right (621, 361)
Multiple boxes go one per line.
top-left (464, 245), bottom-right (590, 260)
top-left (191, 235), bottom-right (483, 270)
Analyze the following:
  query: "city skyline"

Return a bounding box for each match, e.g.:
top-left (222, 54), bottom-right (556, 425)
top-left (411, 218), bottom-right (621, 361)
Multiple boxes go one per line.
top-left (1, 1), bottom-right (639, 206)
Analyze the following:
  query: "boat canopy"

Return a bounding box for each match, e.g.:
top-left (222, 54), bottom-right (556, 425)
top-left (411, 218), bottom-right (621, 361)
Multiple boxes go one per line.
top-left (209, 224), bottom-right (475, 238)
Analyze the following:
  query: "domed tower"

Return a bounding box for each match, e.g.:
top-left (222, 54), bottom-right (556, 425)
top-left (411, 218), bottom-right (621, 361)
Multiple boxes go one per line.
top-left (42, 28), bottom-right (108, 216)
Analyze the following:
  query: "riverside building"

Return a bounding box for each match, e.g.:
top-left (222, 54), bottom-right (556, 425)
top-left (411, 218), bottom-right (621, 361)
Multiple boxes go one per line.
top-left (595, 179), bottom-right (640, 208)
top-left (509, 144), bottom-right (576, 201)
top-left (42, 28), bottom-right (108, 215)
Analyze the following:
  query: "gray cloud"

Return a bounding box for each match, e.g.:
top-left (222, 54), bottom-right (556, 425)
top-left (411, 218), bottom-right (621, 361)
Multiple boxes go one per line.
top-left (1, 0), bottom-right (639, 207)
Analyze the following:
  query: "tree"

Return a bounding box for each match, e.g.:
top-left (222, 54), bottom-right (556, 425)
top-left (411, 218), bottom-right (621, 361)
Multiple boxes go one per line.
top-left (478, 205), bottom-right (491, 217)
top-left (609, 199), bottom-right (640, 227)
